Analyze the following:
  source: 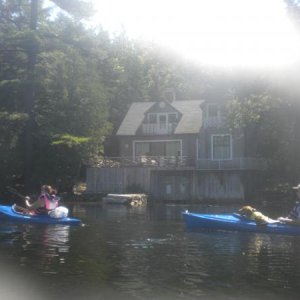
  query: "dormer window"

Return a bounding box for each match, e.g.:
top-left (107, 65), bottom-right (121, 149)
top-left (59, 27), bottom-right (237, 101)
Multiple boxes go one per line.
top-left (147, 113), bottom-right (178, 124)
top-left (168, 113), bottom-right (177, 123)
top-left (149, 114), bottom-right (157, 124)
top-left (207, 104), bottom-right (219, 118)
top-left (159, 115), bottom-right (167, 129)
top-left (204, 103), bottom-right (223, 128)
top-left (144, 112), bottom-right (179, 135)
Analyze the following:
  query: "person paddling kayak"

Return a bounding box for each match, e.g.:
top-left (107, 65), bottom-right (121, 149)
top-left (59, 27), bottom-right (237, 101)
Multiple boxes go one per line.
top-left (14, 185), bottom-right (59, 215)
top-left (26, 185), bottom-right (59, 215)
top-left (278, 184), bottom-right (300, 225)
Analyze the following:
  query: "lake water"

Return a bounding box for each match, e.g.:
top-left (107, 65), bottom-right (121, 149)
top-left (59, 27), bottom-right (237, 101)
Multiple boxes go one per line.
top-left (0, 202), bottom-right (299, 300)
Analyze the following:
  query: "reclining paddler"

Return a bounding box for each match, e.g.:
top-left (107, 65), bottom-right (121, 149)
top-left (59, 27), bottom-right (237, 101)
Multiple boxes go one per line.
top-left (278, 184), bottom-right (300, 226)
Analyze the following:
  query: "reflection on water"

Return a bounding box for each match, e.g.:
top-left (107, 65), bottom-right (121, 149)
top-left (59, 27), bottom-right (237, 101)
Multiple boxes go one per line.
top-left (0, 222), bottom-right (70, 273)
top-left (0, 203), bottom-right (300, 300)
top-left (183, 232), bottom-right (300, 298)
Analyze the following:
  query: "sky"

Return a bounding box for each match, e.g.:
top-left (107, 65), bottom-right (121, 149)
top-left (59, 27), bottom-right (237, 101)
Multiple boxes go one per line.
top-left (89, 0), bottom-right (300, 69)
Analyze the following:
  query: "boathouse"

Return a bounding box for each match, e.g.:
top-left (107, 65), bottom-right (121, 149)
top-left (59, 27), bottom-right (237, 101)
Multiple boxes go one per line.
top-left (86, 99), bottom-right (265, 202)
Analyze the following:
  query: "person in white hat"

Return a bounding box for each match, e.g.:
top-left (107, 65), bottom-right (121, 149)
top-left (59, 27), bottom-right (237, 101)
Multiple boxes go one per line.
top-left (278, 184), bottom-right (300, 225)
top-left (292, 183), bottom-right (300, 191)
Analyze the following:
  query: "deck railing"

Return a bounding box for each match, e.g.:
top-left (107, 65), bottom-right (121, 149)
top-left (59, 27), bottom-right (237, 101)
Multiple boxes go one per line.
top-left (141, 123), bottom-right (176, 135)
top-left (196, 158), bottom-right (267, 170)
top-left (94, 156), bottom-right (267, 170)
top-left (95, 156), bottom-right (193, 168)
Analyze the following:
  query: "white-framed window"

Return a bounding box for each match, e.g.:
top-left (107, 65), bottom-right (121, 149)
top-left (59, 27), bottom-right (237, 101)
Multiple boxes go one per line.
top-left (134, 140), bottom-right (182, 158)
top-left (148, 113), bottom-right (178, 124)
top-left (165, 141), bottom-right (180, 156)
top-left (207, 104), bottom-right (219, 118)
top-left (168, 113), bottom-right (177, 123)
top-left (159, 114), bottom-right (167, 129)
top-left (149, 114), bottom-right (157, 124)
top-left (135, 142), bottom-right (150, 156)
top-left (211, 134), bottom-right (232, 160)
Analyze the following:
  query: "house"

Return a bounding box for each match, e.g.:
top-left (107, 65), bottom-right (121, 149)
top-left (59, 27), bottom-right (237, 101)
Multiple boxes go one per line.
top-left (86, 99), bottom-right (265, 202)
top-left (116, 100), bottom-right (203, 167)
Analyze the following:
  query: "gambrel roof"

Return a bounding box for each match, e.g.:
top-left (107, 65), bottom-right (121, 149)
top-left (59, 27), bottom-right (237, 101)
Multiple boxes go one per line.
top-left (116, 100), bottom-right (203, 136)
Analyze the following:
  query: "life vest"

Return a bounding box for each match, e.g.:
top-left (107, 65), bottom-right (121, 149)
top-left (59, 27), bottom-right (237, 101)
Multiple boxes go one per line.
top-left (246, 211), bottom-right (254, 220)
top-left (35, 193), bottom-right (59, 214)
top-left (44, 193), bottom-right (59, 210)
top-left (247, 210), bottom-right (269, 223)
top-left (288, 202), bottom-right (300, 219)
top-left (249, 211), bottom-right (262, 220)
top-left (239, 206), bottom-right (270, 224)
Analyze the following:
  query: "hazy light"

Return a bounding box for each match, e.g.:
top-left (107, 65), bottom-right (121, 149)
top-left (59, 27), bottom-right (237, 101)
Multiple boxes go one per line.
top-left (90, 0), bottom-right (300, 68)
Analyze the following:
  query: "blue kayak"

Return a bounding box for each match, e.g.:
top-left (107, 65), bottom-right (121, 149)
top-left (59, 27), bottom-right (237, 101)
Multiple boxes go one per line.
top-left (182, 211), bottom-right (300, 235)
top-left (0, 205), bottom-right (81, 225)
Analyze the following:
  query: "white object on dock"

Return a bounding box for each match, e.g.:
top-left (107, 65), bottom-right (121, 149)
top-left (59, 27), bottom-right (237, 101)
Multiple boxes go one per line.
top-left (102, 193), bottom-right (147, 205)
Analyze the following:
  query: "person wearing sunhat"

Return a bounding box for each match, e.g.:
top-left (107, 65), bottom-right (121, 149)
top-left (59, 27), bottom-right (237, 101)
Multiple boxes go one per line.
top-left (278, 184), bottom-right (300, 225)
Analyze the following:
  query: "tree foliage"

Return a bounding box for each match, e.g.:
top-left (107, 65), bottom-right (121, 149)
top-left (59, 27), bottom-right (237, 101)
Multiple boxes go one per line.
top-left (0, 0), bottom-right (112, 192)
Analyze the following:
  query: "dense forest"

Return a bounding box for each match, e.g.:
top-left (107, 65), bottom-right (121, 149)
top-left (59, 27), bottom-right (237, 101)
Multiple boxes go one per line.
top-left (0, 0), bottom-right (300, 196)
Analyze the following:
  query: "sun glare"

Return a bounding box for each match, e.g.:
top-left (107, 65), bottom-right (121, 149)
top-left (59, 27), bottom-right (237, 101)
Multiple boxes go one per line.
top-left (91, 0), bottom-right (300, 68)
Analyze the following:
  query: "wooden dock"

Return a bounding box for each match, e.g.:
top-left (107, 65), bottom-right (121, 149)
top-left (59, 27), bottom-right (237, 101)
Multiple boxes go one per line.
top-left (102, 193), bottom-right (147, 205)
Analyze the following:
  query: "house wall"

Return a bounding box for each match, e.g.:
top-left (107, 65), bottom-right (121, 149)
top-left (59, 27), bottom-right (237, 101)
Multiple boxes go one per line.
top-left (86, 167), bottom-right (153, 193)
top-left (150, 170), bottom-right (244, 201)
top-left (86, 167), bottom-right (254, 202)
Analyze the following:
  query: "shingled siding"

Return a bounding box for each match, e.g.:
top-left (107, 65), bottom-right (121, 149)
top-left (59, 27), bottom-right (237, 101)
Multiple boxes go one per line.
top-left (86, 167), bottom-right (250, 201)
top-left (150, 170), bottom-right (244, 202)
top-left (86, 167), bottom-right (153, 194)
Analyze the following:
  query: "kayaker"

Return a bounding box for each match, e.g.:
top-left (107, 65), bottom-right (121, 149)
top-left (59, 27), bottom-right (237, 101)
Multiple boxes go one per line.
top-left (14, 185), bottom-right (59, 215)
top-left (238, 205), bottom-right (272, 225)
top-left (25, 185), bottom-right (59, 215)
top-left (278, 184), bottom-right (300, 225)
